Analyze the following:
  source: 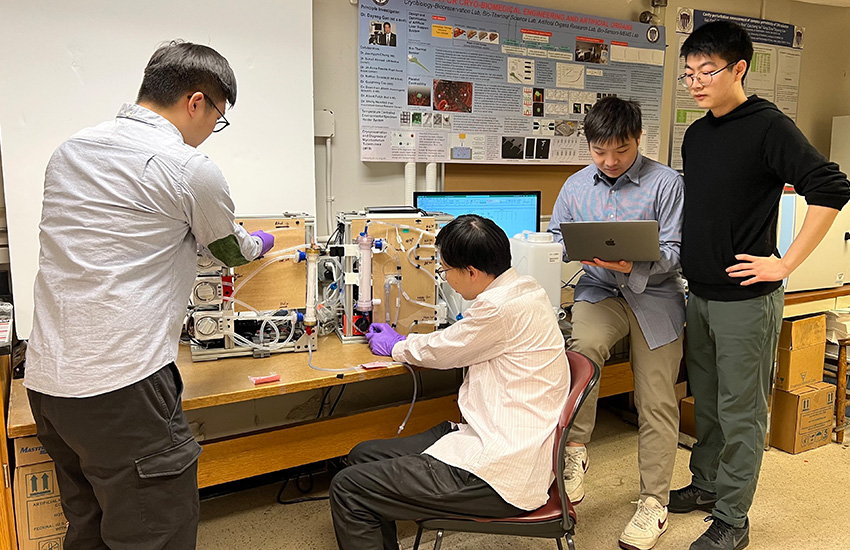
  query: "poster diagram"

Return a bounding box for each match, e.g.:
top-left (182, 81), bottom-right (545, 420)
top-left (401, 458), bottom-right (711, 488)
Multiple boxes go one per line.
top-left (358, 0), bottom-right (666, 164)
top-left (670, 9), bottom-right (803, 170)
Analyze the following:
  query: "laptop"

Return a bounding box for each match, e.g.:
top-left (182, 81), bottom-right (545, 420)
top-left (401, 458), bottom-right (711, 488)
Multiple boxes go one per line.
top-left (559, 220), bottom-right (661, 262)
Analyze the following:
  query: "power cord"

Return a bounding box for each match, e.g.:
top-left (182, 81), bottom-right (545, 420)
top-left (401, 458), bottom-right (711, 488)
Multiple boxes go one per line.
top-left (275, 458), bottom-right (348, 506)
top-left (563, 269), bottom-right (582, 289)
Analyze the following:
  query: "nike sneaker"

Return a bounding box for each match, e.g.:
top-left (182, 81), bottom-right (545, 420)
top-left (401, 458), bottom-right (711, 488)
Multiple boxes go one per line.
top-left (618, 496), bottom-right (668, 550)
top-left (562, 445), bottom-right (588, 504)
top-left (690, 516), bottom-right (749, 550)
top-left (668, 484), bottom-right (717, 513)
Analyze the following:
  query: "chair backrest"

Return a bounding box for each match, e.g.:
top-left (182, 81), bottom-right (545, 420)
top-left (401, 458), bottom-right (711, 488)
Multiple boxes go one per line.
top-left (553, 350), bottom-right (600, 527)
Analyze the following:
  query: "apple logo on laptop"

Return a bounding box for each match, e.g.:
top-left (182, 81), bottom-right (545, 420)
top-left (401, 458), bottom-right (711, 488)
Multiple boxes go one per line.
top-left (605, 238), bottom-right (616, 246)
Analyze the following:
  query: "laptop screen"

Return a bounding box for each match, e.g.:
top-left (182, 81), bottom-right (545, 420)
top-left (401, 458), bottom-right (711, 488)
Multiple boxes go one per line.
top-left (414, 191), bottom-right (541, 238)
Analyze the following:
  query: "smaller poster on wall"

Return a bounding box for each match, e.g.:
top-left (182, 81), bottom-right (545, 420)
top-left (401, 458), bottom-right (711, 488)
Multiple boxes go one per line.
top-left (670, 8), bottom-right (803, 170)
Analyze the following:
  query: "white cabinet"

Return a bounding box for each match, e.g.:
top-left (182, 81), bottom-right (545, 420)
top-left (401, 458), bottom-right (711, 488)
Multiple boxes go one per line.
top-left (778, 116), bottom-right (850, 292)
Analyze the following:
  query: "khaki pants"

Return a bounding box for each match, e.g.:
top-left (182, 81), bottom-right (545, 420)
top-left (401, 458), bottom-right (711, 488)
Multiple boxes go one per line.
top-left (568, 297), bottom-right (683, 504)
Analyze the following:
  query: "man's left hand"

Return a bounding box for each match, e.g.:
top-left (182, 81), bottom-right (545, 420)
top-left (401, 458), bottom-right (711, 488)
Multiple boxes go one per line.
top-left (581, 258), bottom-right (633, 274)
top-left (726, 254), bottom-right (790, 286)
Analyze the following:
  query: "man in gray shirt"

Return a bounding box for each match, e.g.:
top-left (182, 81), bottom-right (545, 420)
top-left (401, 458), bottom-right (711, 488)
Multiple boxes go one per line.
top-left (548, 97), bottom-right (684, 550)
top-left (25, 41), bottom-right (273, 549)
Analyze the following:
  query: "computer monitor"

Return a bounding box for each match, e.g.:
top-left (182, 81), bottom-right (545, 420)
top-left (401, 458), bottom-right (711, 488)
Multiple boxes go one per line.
top-left (414, 191), bottom-right (541, 238)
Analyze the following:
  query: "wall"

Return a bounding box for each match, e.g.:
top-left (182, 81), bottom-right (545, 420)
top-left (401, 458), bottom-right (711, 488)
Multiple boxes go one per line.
top-left (312, 0), bottom-right (850, 232)
top-left (784, 2), bottom-right (850, 152)
top-left (0, 0), bottom-right (317, 338)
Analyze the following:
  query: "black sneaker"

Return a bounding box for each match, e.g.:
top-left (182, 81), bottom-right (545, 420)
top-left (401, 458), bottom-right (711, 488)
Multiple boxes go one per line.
top-left (690, 516), bottom-right (749, 550)
top-left (668, 484), bottom-right (717, 513)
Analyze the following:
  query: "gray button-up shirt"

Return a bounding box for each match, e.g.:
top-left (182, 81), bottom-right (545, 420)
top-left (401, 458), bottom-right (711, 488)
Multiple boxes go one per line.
top-left (547, 153), bottom-right (685, 349)
top-left (26, 104), bottom-right (261, 397)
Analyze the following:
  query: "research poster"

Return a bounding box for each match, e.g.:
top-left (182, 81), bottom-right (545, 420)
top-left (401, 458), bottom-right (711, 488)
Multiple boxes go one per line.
top-left (358, 0), bottom-right (666, 164)
top-left (670, 8), bottom-right (803, 170)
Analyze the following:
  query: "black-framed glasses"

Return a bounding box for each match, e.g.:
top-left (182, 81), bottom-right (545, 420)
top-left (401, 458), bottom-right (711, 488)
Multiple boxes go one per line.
top-left (678, 61), bottom-right (738, 89)
top-left (435, 266), bottom-right (454, 281)
top-left (191, 92), bottom-right (230, 132)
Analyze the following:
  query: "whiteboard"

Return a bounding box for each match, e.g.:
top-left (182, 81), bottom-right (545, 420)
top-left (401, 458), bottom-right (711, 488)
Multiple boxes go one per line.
top-left (0, 1), bottom-right (316, 338)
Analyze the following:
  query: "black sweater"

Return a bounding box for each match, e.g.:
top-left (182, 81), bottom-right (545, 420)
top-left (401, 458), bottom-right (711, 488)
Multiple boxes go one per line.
top-left (681, 96), bottom-right (850, 301)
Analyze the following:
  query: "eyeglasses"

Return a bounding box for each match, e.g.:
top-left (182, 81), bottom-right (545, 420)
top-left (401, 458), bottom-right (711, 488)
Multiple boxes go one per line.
top-left (190, 92), bottom-right (230, 132)
top-left (678, 61), bottom-right (738, 89)
top-left (206, 95), bottom-right (230, 133)
top-left (435, 266), bottom-right (454, 281)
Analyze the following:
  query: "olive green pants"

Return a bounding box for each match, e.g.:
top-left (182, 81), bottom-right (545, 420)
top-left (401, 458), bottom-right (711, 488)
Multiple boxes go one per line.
top-left (685, 287), bottom-right (784, 528)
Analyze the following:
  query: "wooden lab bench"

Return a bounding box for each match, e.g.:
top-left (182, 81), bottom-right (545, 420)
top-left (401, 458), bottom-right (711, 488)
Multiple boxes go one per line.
top-left (4, 329), bottom-right (635, 492)
top-left (6, 337), bottom-right (461, 489)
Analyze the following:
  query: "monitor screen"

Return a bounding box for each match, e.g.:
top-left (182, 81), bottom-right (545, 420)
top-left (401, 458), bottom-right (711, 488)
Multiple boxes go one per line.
top-left (414, 191), bottom-right (541, 238)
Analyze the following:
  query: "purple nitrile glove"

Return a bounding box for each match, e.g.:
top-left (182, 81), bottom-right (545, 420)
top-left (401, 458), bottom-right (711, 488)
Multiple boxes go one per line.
top-left (251, 230), bottom-right (274, 257)
top-left (365, 323), bottom-right (406, 357)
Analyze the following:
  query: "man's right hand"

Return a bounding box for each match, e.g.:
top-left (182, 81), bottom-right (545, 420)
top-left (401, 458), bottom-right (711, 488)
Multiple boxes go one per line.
top-left (251, 230), bottom-right (274, 257)
top-left (365, 323), bottom-right (406, 357)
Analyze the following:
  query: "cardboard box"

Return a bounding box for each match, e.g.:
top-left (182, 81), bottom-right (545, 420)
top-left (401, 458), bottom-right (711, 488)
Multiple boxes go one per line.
top-left (778, 314), bottom-right (826, 350)
top-left (770, 382), bottom-right (835, 454)
top-left (13, 436), bottom-right (67, 550)
top-left (680, 396), bottom-right (696, 438)
top-left (776, 315), bottom-right (825, 391)
top-left (775, 346), bottom-right (825, 391)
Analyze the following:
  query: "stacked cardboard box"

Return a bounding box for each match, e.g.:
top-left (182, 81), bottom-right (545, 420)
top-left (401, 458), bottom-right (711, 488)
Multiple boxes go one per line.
top-left (13, 436), bottom-right (67, 550)
top-left (770, 382), bottom-right (835, 453)
top-left (775, 314), bottom-right (825, 391)
top-left (770, 314), bottom-right (834, 454)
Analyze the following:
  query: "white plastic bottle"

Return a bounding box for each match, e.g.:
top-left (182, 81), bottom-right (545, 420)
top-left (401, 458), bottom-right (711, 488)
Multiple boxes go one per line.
top-left (510, 231), bottom-right (563, 310)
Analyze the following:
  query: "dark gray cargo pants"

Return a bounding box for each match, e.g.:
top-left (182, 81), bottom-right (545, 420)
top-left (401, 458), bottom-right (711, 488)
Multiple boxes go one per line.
top-left (27, 363), bottom-right (202, 550)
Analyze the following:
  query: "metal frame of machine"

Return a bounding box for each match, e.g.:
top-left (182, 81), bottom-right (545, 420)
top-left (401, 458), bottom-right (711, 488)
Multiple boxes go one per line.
top-left (335, 211), bottom-right (444, 344)
top-left (188, 213), bottom-right (319, 361)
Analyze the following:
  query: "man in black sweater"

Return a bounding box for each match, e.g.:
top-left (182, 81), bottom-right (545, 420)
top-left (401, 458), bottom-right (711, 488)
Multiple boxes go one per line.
top-left (669, 21), bottom-right (850, 550)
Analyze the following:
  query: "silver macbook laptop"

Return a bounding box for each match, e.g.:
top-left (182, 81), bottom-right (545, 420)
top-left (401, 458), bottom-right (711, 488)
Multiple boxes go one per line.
top-left (559, 220), bottom-right (661, 262)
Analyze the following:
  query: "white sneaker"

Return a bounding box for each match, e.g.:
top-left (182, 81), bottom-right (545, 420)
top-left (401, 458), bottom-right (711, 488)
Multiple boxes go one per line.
top-left (618, 497), bottom-right (668, 550)
top-left (562, 445), bottom-right (588, 504)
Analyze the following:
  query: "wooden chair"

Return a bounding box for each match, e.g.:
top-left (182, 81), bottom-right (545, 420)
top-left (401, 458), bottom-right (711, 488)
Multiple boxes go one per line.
top-left (412, 350), bottom-right (600, 550)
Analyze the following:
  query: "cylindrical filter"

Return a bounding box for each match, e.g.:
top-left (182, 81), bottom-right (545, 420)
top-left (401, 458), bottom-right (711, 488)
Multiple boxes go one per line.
top-left (356, 231), bottom-right (375, 312)
top-left (305, 246), bottom-right (321, 326)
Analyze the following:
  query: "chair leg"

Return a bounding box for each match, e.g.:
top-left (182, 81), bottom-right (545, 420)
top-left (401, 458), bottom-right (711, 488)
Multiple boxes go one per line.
top-left (567, 535), bottom-right (576, 550)
top-left (412, 525), bottom-right (423, 550)
top-left (432, 529), bottom-right (444, 550)
top-left (556, 537), bottom-right (564, 550)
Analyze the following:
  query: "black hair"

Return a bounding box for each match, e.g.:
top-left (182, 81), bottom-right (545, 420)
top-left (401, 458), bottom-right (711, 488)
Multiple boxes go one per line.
top-left (136, 40), bottom-right (237, 109)
top-left (680, 20), bottom-right (753, 80)
top-left (435, 214), bottom-right (511, 277)
top-left (583, 97), bottom-right (642, 146)
top-left (383, 22), bottom-right (392, 28)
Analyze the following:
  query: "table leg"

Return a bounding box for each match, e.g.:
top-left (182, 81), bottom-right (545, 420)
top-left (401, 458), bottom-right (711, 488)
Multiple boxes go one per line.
top-left (837, 343), bottom-right (847, 444)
